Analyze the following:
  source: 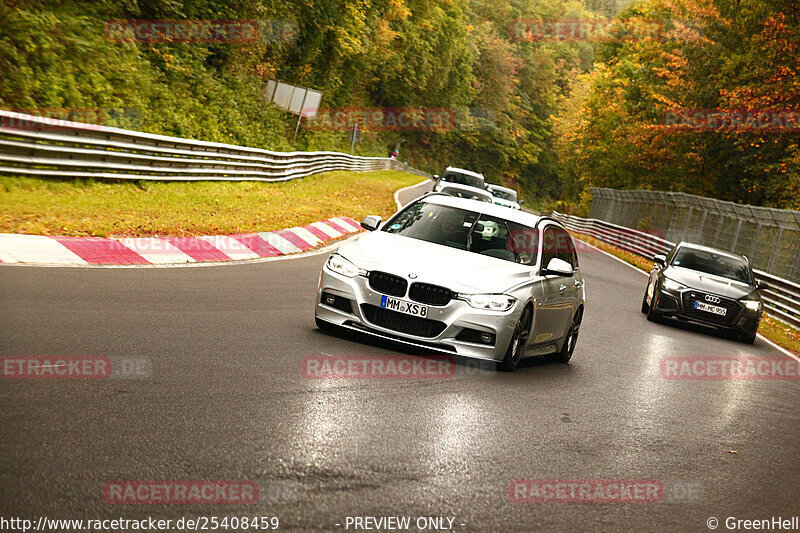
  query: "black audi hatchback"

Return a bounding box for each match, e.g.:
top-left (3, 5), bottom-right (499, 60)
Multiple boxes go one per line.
top-left (641, 242), bottom-right (766, 343)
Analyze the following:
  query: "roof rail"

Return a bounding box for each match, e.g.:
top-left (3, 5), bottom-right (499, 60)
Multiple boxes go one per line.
top-left (536, 216), bottom-right (560, 228)
top-left (421, 191), bottom-right (451, 198)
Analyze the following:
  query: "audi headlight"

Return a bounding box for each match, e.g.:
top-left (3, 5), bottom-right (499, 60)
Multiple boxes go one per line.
top-left (462, 294), bottom-right (517, 312)
top-left (742, 300), bottom-right (761, 311)
top-left (326, 254), bottom-right (364, 278)
top-left (662, 278), bottom-right (687, 292)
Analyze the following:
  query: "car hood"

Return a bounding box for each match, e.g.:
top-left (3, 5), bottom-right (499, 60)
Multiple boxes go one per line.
top-left (338, 231), bottom-right (535, 293)
top-left (664, 266), bottom-right (756, 299)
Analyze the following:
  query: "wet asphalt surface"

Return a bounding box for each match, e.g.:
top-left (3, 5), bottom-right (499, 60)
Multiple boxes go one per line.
top-left (1, 183), bottom-right (799, 532)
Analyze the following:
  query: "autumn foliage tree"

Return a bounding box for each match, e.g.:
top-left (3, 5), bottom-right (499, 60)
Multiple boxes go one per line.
top-left (554, 0), bottom-right (800, 209)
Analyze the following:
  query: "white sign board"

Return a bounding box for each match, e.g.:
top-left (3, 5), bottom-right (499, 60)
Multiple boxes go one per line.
top-left (288, 87), bottom-right (307, 115)
top-left (272, 82), bottom-right (294, 111)
top-left (301, 90), bottom-right (322, 118)
top-left (265, 80), bottom-right (322, 118)
top-left (264, 80), bottom-right (277, 101)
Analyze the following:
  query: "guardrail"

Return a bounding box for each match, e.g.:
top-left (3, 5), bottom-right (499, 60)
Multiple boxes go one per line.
top-left (589, 187), bottom-right (800, 283)
top-left (553, 211), bottom-right (800, 330)
top-left (0, 110), bottom-right (429, 181)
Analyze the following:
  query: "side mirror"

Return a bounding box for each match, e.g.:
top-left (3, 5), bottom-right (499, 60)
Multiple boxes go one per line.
top-left (519, 200), bottom-right (525, 205)
top-left (757, 280), bottom-right (769, 291)
top-left (653, 254), bottom-right (667, 267)
top-left (360, 215), bottom-right (382, 231)
top-left (543, 257), bottom-right (573, 277)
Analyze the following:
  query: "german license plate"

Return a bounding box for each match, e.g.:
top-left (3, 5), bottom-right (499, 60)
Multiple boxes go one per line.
top-left (694, 301), bottom-right (727, 316)
top-left (380, 296), bottom-right (428, 317)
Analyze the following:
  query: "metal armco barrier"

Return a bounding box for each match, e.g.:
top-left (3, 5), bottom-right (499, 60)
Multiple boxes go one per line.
top-left (553, 211), bottom-right (800, 330)
top-left (0, 110), bottom-right (429, 181)
top-left (589, 187), bottom-right (800, 284)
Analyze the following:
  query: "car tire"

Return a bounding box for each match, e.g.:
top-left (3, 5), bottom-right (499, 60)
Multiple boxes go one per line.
top-left (499, 307), bottom-right (532, 372)
top-left (549, 308), bottom-right (582, 364)
top-left (739, 329), bottom-right (757, 344)
top-left (646, 288), bottom-right (663, 322)
top-left (641, 292), bottom-right (649, 314)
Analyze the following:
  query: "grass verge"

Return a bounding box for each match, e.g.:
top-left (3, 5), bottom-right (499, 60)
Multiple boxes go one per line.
top-left (569, 230), bottom-right (800, 357)
top-left (0, 170), bottom-right (424, 237)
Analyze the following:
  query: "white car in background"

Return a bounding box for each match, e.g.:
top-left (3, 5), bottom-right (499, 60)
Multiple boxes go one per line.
top-left (487, 184), bottom-right (522, 210)
top-left (439, 182), bottom-right (494, 203)
top-left (433, 167), bottom-right (486, 192)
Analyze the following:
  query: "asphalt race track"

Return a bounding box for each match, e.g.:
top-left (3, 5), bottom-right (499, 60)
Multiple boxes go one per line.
top-left (2, 184), bottom-right (799, 532)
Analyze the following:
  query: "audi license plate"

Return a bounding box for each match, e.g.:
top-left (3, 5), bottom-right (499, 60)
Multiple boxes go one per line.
top-left (380, 295), bottom-right (428, 317)
top-left (694, 301), bottom-right (727, 316)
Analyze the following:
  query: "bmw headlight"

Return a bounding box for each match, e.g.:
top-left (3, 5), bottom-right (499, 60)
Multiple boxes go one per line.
top-left (326, 254), bottom-right (364, 278)
top-left (742, 300), bottom-right (761, 311)
top-left (662, 278), bottom-right (687, 292)
top-left (462, 294), bottom-right (517, 312)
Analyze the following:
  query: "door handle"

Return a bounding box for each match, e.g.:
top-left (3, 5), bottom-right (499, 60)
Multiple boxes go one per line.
top-left (559, 284), bottom-right (567, 292)
top-left (574, 280), bottom-right (582, 287)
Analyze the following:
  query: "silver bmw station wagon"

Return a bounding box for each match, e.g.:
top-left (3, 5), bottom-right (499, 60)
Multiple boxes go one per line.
top-left (314, 193), bottom-right (585, 371)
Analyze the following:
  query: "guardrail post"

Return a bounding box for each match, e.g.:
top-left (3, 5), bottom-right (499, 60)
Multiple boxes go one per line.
top-left (657, 196), bottom-right (670, 234)
top-left (681, 206), bottom-right (693, 242)
top-left (767, 227), bottom-right (784, 273)
top-left (749, 223), bottom-right (762, 264)
top-left (711, 216), bottom-right (725, 248)
top-left (731, 218), bottom-right (744, 252)
top-left (790, 244), bottom-right (800, 281)
top-left (695, 210), bottom-right (708, 243)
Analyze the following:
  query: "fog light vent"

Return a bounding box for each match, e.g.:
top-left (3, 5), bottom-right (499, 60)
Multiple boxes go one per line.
top-left (456, 328), bottom-right (496, 346)
top-left (321, 292), bottom-right (354, 314)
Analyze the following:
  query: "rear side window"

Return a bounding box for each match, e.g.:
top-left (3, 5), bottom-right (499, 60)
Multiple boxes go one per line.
top-left (442, 171), bottom-right (483, 189)
top-left (554, 228), bottom-right (578, 268)
top-left (542, 227), bottom-right (557, 269)
top-left (507, 222), bottom-right (539, 266)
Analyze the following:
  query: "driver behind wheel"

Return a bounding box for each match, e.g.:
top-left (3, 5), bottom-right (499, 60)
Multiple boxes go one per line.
top-left (438, 209), bottom-right (470, 247)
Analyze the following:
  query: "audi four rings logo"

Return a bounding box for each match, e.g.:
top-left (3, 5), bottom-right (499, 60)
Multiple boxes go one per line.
top-left (704, 295), bottom-right (721, 304)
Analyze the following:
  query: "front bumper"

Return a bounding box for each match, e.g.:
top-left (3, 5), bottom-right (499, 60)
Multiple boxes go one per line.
top-left (314, 266), bottom-right (521, 362)
top-left (652, 286), bottom-right (761, 334)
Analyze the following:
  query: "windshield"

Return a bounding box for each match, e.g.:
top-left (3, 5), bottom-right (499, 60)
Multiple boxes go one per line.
top-left (672, 248), bottom-right (753, 284)
top-left (382, 201), bottom-right (539, 265)
top-left (441, 186), bottom-right (492, 202)
top-left (441, 171), bottom-right (483, 189)
top-left (491, 189), bottom-right (517, 202)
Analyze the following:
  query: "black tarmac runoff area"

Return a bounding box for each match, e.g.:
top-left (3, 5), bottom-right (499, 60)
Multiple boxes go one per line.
top-left (2, 183), bottom-right (799, 532)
